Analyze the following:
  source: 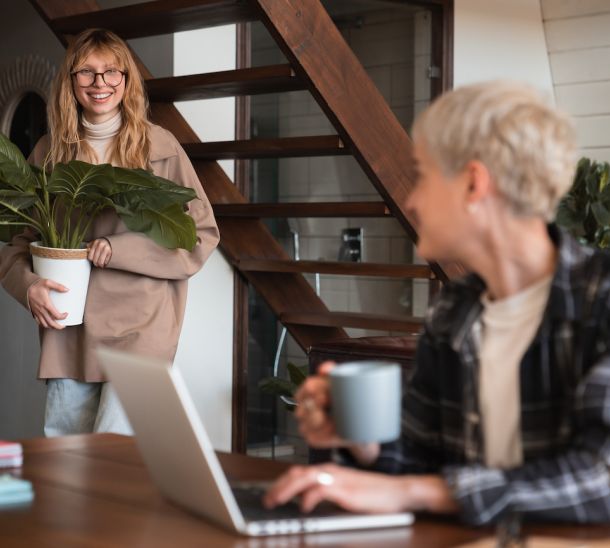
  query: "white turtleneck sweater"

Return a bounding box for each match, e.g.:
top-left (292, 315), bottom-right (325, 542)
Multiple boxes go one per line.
top-left (81, 111), bottom-right (122, 164)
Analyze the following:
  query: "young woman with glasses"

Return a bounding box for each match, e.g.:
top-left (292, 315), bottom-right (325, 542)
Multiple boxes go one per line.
top-left (0, 28), bottom-right (220, 436)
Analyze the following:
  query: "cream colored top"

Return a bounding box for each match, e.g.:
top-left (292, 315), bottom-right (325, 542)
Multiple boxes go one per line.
top-left (479, 275), bottom-right (552, 469)
top-left (81, 111), bottom-right (122, 163)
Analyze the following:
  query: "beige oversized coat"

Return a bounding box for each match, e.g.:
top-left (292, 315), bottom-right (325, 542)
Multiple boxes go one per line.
top-left (0, 124), bottom-right (220, 381)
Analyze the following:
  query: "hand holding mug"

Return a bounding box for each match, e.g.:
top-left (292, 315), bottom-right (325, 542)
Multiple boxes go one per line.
top-left (294, 361), bottom-right (342, 449)
top-left (295, 360), bottom-right (401, 467)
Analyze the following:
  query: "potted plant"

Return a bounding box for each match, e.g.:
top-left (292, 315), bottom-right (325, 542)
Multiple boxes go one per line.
top-left (0, 133), bottom-right (198, 325)
top-left (259, 362), bottom-right (308, 410)
top-left (556, 157), bottom-right (610, 248)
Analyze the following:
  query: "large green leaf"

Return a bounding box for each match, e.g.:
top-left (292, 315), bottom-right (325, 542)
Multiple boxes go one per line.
top-left (287, 362), bottom-right (308, 386)
top-left (0, 189), bottom-right (39, 212)
top-left (108, 167), bottom-right (197, 250)
top-left (117, 203), bottom-right (197, 250)
top-left (556, 199), bottom-right (583, 232)
top-left (0, 190), bottom-right (40, 243)
top-left (591, 202), bottom-right (610, 227)
top-left (111, 167), bottom-right (196, 206)
top-left (48, 161), bottom-right (115, 210)
top-left (111, 188), bottom-right (195, 214)
top-left (586, 168), bottom-right (600, 198)
top-left (258, 377), bottom-right (296, 398)
top-left (0, 133), bottom-right (39, 193)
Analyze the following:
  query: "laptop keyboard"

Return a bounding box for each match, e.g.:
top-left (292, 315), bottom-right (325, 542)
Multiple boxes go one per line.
top-left (231, 485), bottom-right (350, 521)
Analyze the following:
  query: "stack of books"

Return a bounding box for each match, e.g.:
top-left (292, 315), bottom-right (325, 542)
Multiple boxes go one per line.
top-left (0, 474), bottom-right (34, 507)
top-left (0, 441), bottom-right (33, 507)
top-left (0, 441), bottom-right (22, 468)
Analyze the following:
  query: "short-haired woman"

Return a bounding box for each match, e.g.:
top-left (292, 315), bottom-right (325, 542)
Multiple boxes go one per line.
top-left (264, 81), bottom-right (610, 525)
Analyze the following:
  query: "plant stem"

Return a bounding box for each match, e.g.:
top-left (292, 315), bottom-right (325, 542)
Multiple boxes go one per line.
top-left (39, 169), bottom-right (59, 248)
top-left (71, 206), bottom-right (98, 249)
top-left (59, 200), bottom-right (74, 249)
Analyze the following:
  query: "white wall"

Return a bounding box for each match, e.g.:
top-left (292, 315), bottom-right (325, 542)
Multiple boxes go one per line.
top-left (454, 0), bottom-right (554, 96)
top-left (173, 27), bottom-right (236, 452)
top-left (542, 0), bottom-right (610, 163)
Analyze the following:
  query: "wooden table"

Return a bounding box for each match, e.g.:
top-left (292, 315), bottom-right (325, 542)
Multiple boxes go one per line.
top-left (0, 435), bottom-right (608, 547)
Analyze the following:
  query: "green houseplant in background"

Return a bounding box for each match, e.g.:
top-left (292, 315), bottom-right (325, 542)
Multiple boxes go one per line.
top-left (259, 362), bottom-right (308, 411)
top-left (556, 157), bottom-right (610, 248)
top-left (0, 132), bottom-right (198, 325)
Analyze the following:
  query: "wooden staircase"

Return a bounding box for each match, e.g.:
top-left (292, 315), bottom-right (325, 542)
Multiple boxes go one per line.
top-left (30, 0), bottom-right (454, 451)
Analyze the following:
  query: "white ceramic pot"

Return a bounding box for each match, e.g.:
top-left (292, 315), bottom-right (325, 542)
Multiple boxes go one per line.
top-left (30, 242), bottom-right (91, 327)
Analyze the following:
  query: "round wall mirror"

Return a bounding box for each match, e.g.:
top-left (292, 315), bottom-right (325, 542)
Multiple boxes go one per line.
top-left (0, 55), bottom-right (55, 158)
top-left (9, 91), bottom-right (47, 158)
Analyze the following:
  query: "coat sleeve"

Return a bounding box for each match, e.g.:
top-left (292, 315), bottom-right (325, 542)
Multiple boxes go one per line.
top-left (0, 137), bottom-right (50, 310)
top-left (0, 229), bottom-right (41, 310)
top-left (105, 144), bottom-right (220, 280)
top-left (442, 353), bottom-right (610, 526)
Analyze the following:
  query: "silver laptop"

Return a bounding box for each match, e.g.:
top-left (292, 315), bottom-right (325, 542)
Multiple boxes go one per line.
top-left (97, 347), bottom-right (414, 537)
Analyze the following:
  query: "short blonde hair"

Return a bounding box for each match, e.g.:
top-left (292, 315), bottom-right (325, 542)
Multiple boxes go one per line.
top-left (412, 81), bottom-right (576, 221)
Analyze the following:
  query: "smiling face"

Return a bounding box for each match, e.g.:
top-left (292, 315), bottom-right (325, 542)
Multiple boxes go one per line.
top-left (72, 50), bottom-right (125, 124)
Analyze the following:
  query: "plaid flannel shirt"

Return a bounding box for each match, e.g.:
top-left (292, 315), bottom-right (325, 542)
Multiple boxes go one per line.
top-left (340, 226), bottom-right (610, 525)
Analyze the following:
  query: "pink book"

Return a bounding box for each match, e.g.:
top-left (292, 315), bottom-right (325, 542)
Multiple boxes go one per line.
top-left (0, 441), bottom-right (22, 458)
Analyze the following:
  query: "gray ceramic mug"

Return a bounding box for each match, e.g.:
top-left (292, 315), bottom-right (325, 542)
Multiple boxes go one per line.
top-left (328, 361), bottom-right (402, 444)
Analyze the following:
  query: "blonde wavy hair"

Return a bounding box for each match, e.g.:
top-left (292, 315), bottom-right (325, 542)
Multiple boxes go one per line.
top-left (47, 28), bottom-right (150, 169)
top-left (412, 81), bottom-right (577, 221)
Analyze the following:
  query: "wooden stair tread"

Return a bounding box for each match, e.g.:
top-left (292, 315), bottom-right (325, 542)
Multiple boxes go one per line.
top-left (51, 0), bottom-right (257, 39)
top-left (281, 311), bottom-right (423, 333)
top-left (236, 259), bottom-right (433, 279)
top-left (185, 135), bottom-right (349, 160)
top-left (212, 201), bottom-right (391, 217)
top-left (146, 65), bottom-right (305, 102)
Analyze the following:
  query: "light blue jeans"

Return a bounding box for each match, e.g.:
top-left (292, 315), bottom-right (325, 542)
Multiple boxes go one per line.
top-left (44, 379), bottom-right (133, 437)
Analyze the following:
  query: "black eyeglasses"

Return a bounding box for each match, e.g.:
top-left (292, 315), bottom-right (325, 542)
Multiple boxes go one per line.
top-left (71, 69), bottom-right (126, 88)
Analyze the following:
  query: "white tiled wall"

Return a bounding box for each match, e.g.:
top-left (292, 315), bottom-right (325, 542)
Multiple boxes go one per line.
top-left (250, 8), bottom-right (432, 369)
top-left (542, 0), bottom-right (610, 162)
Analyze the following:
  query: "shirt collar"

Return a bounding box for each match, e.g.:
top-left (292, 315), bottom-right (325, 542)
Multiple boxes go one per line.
top-left (545, 224), bottom-right (595, 321)
top-left (426, 224), bottom-right (592, 350)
